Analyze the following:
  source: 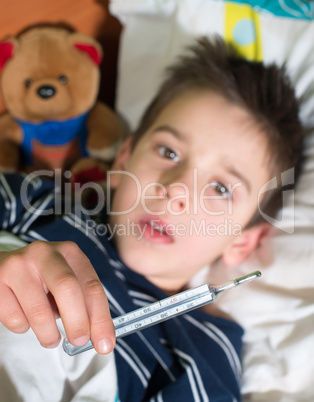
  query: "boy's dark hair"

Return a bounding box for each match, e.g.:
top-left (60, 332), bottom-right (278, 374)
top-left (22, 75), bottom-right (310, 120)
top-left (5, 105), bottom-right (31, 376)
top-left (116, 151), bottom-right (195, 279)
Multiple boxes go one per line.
top-left (131, 36), bottom-right (305, 227)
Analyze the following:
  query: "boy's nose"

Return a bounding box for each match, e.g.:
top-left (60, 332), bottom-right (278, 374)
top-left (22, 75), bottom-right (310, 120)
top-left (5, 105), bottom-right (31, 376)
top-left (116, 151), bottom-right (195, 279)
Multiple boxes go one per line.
top-left (156, 166), bottom-right (192, 212)
top-left (155, 184), bottom-right (186, 212)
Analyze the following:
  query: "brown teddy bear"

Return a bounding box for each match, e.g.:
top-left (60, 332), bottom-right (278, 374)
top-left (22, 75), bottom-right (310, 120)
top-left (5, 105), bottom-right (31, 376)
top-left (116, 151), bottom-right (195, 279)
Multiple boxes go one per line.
top-left (0, 26), bottom-right (124, 177)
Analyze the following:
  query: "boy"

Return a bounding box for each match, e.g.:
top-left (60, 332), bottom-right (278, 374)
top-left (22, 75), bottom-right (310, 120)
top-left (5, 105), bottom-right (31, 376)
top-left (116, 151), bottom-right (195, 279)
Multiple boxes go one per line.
top-left (0, 37), bottom-right (304, 401)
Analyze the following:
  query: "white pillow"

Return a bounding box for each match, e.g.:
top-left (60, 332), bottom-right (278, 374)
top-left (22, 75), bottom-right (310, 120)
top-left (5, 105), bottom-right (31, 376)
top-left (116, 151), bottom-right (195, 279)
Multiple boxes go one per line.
top-left (111, 0), bottom-right (314, 131)
top-left (110, 1), bottom-right (314, 401)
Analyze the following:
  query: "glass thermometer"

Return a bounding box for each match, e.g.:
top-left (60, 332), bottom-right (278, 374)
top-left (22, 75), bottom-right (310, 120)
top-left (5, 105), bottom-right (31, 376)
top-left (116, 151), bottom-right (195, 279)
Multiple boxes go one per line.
top-left (63, 270), bottom-right (261, 356)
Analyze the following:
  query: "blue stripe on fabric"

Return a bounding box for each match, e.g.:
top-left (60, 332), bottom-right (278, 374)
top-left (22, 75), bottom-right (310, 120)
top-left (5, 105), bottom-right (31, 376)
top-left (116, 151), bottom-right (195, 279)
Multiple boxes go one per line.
top-left (226, 0), bottom-right (314, 20)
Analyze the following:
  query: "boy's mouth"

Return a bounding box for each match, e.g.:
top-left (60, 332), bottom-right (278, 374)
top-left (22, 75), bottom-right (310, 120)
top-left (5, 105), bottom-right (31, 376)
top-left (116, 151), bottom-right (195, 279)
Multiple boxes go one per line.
top-left (139, 218), bottom-right (175, 244)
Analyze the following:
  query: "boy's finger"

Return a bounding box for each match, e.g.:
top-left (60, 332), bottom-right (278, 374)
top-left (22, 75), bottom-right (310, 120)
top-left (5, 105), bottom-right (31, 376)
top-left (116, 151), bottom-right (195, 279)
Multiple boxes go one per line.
top-left (40, 253), bottom-right (91, 347)
top-left (82, 278), bottom-right (115, 354)
top-left (58, 242), bottom-right (115, 354)
top-left (89, 303), bottom-right (116, 354)
top-left (9, 272), bottom-right (62, 348)
top-left (0, 283), bottom-right (29, 333)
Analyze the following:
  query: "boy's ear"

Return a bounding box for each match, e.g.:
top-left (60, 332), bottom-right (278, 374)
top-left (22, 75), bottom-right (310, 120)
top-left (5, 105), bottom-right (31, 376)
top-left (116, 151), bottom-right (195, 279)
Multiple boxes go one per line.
top-left (222, 223), bottom-right (270, 267)
top-left (109, 136), bottom-right (133, 189)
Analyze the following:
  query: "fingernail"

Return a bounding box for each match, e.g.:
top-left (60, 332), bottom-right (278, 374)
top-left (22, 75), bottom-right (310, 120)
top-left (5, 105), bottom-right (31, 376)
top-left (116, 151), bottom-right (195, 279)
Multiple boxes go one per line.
top-left (43, 339), bottom-right (60, 349)
top-left (73, 335), bottom-right (90, 346)
top-left (97, 337), bottom-right (113, 354)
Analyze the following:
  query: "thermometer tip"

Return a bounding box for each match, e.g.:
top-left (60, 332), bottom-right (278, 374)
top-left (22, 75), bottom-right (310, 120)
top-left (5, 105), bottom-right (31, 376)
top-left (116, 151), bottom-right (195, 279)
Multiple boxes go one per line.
top-left (235, 271), bottom-right (261, 286)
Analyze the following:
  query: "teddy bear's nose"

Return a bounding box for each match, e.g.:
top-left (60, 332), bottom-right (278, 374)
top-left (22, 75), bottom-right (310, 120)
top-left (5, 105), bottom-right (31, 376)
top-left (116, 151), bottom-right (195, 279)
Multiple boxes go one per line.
top-left (37, 85), bottom-right (56, 99)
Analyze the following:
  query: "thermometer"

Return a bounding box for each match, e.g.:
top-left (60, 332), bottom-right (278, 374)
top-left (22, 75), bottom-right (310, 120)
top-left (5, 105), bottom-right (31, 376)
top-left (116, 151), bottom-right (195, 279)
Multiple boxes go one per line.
top-left (63, 271), bottom-right (261, 356)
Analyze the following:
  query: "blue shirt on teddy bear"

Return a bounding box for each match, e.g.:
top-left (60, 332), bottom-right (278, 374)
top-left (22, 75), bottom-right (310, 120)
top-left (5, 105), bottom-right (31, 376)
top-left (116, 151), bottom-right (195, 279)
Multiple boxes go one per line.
top-left (16, 111), bottom-right (89, 167)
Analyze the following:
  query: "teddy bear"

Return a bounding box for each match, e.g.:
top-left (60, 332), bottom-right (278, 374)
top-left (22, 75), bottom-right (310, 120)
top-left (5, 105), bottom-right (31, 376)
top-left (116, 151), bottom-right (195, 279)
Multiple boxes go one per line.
top-left (0, 26), bottom-right (124, 178)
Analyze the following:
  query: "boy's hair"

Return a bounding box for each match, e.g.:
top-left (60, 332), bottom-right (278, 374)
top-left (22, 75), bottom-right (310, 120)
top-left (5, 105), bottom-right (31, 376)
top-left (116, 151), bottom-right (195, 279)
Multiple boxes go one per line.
top-left (131, 36), bottom-right (305, 227)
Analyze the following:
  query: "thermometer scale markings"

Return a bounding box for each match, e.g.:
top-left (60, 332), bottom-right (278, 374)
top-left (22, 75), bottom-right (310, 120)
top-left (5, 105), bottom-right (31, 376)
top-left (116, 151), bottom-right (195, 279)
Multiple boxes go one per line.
top-left (114, 284), bottom-right (211, 337)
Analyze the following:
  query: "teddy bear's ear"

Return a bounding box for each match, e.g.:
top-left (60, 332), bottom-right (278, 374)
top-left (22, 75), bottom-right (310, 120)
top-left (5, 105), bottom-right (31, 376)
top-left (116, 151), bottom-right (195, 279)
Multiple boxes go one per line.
top-left (68, 33), bottom-right (103, 66)
top-left (73, 43), bottom-right (102, 65)
top-left (0, 38), bottom-right (18, 71)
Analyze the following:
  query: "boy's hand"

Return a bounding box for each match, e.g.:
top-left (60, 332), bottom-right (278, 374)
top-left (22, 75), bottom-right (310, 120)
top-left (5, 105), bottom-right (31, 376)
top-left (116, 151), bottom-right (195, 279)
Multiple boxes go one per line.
top-left (0, 241), bottom-right (115, 354)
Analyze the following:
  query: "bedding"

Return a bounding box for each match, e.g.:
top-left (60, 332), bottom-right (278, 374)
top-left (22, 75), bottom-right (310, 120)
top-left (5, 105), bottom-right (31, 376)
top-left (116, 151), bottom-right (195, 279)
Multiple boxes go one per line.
top-left (0, 320), bottom-right (117, 402)
top-left (110, 1), bottom-right (314, 401)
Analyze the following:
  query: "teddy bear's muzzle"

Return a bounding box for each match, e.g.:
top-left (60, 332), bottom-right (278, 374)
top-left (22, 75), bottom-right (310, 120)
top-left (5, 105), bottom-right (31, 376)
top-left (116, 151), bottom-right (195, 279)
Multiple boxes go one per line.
top-left (37, 85), bottom-right (56, 99)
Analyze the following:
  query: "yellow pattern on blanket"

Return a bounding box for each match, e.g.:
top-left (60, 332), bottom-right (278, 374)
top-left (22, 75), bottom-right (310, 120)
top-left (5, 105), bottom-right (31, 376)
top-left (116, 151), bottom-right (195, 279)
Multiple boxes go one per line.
top-left (224, 2), bottom-right (262, 61)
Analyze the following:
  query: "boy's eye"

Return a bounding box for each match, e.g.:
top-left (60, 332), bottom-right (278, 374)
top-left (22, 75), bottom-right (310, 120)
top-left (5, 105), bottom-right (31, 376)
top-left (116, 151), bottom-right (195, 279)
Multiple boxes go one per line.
top-left (210, 181), bottom-right (231, 199)
top-left (157, 145), bottom-right (180, 163)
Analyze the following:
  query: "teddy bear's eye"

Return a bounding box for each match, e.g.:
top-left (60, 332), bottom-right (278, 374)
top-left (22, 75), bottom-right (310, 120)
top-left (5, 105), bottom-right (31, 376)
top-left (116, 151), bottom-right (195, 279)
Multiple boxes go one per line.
top-left (25, 79), bottom-right (33, 88)
top-left (59, 75), bottom-right (68, 84)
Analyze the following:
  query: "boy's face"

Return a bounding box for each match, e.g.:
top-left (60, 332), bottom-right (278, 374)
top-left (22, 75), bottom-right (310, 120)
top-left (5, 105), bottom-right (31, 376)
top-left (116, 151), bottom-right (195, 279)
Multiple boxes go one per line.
top-left (109, 90), bottom-right (270, 292)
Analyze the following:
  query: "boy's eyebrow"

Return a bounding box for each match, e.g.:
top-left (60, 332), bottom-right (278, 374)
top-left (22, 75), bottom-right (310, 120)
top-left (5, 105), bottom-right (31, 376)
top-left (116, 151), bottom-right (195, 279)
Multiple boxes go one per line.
top-left (225, 165), bottom-right (251, 193)
top-left (153, 125), bottom-right (186, 141)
